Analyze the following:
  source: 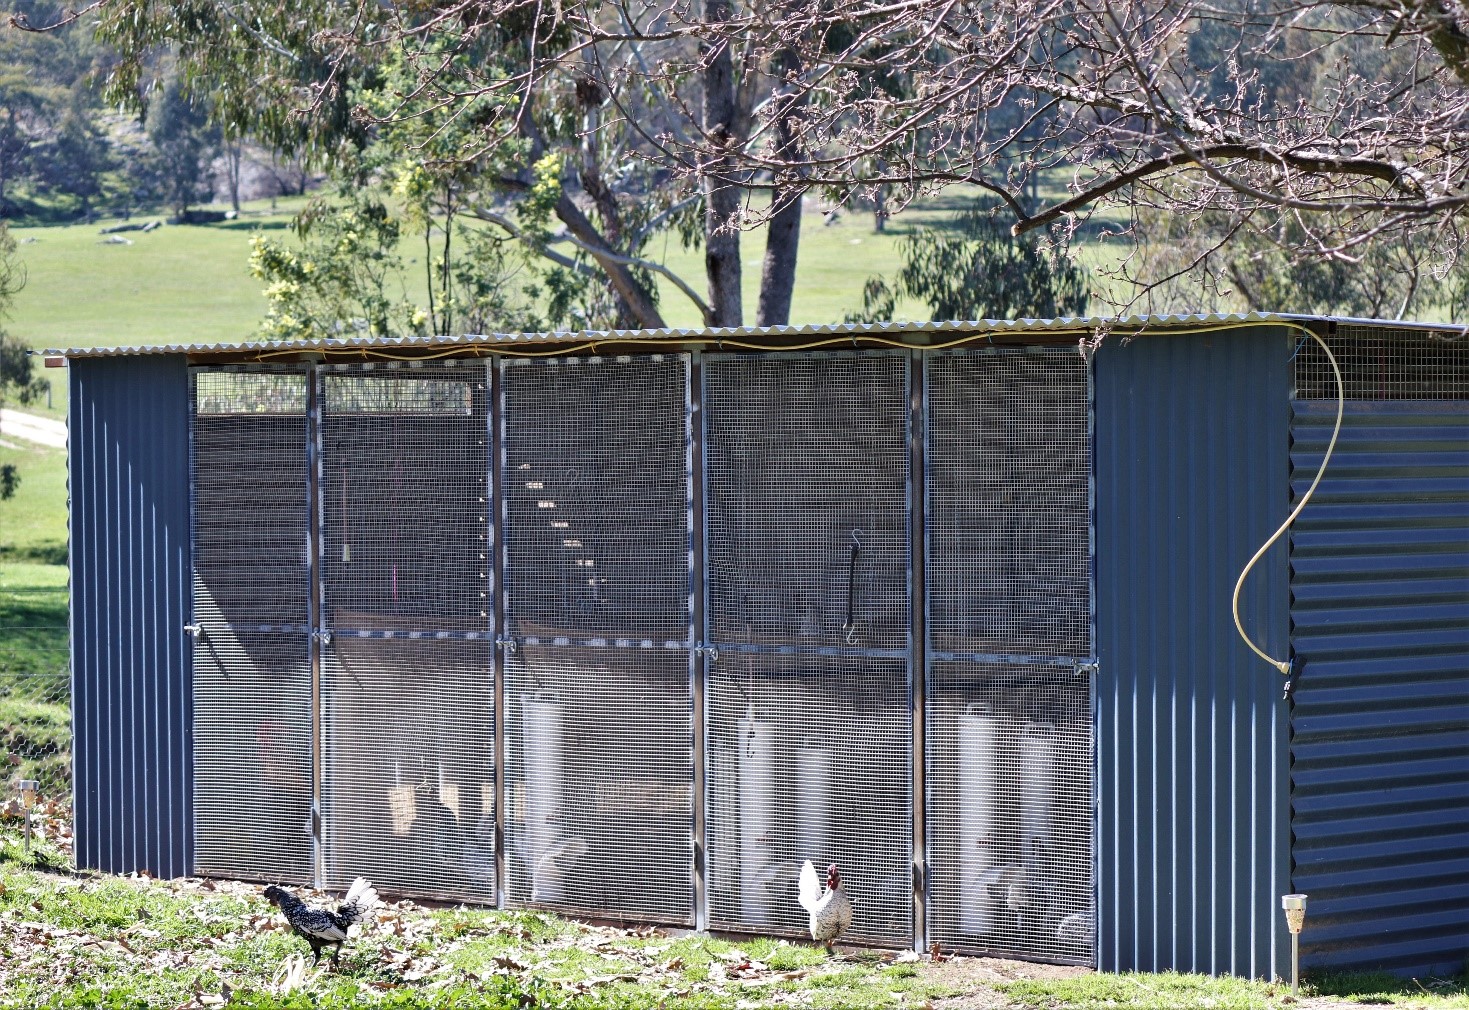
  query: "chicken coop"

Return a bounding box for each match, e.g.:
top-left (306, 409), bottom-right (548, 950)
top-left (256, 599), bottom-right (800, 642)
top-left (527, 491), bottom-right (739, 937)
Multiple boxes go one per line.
top-left (53, 314), bottom-right (1468, 981)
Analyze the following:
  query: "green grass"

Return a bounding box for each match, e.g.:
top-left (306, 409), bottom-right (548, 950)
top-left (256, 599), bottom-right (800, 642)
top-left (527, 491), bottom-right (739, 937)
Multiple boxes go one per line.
top-left (0, 439), bottom-right (70, 794)
top-left (1311, 970), bottom-right (1469, 1007)
top-left (0, 440), bottom-right (67, 564)
top-left (1, 858), bottom-right (1465, 1010)
top-left (4, 187), bottom-right (1098, 386)
top-left (996, 969), bottom-right (1469, 1009)
top-left (8, 202), bottom-right (302, 353)
top-left (0, 439), bottom-right (70, 702)
top-left (0, 696), bottom-right (70, 793)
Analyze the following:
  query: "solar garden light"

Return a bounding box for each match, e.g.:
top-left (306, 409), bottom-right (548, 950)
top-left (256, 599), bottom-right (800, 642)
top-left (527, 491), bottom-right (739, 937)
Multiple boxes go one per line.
top-left (1281, 893), bottom-right (1308, 996)
top-left (17, 779), bottom-right (39, 853)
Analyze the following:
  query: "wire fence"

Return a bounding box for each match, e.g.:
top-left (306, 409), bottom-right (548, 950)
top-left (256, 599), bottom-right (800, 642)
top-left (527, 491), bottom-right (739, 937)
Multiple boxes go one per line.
top-left (0, 583), bottom-right (71, 812)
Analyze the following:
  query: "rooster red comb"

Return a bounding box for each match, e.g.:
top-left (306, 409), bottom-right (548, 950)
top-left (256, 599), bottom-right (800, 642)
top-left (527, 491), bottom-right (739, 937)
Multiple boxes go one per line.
top-left (827, 863), bottom-right (841, 883)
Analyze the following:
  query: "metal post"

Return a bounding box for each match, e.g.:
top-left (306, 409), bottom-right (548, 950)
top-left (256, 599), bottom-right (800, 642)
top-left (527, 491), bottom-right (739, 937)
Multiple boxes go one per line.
top-left (490, 358), bottom-right (508, 909)
top-left (1282, 893), bottom-right (1307, 995)
top-left (305, 366), bottom-right (325, 889)
top-left (909, 349), bottom-right (928, 953)
top-left (689, 351), bottom-right (708, 932)
top-left (18, 780), bottom-right (37, 853)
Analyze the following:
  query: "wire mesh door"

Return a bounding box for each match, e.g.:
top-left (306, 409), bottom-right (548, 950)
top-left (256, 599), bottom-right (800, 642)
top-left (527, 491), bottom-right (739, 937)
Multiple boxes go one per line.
top-left (190, 368), bottom-right (314, 883)
top-left (500, 354), bottom-right (695, 924)
top-left (318, 361), bottom-right (495, 903)
top-left (704, 352), bottom-right (913, 946)
top-left (925, 348), bottom-right (1095, 964)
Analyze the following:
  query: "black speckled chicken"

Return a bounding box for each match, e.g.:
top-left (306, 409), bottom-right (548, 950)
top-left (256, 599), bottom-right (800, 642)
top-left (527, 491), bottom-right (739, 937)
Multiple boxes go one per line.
top-left (263, 877), bottom-right (377, 968)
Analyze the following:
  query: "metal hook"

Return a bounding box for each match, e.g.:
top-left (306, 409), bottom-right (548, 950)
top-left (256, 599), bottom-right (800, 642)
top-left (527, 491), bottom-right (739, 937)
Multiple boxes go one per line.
top-left (842, 529), bottom-right (865, 644)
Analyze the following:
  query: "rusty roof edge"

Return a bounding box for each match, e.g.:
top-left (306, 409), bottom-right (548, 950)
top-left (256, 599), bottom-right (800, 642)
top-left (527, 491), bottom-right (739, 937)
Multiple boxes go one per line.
top-left (39, 311), bottom-right (1469, 359)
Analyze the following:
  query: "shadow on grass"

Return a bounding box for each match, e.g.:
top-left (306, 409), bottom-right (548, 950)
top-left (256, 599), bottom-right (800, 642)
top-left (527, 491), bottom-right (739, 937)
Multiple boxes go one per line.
top-left (0, 544), bottom-right (69, 566)
top-left (1310, 969), bottom-right (1469, 1005)
top-left (210, 220), bottom-right (294, 233)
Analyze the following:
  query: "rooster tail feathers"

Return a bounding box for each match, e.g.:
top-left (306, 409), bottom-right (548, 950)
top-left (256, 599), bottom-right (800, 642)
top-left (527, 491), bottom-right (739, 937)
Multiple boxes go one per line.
top-left (798, 859), bottom-right (822, 912)
top-left (338, 877), bottom-right (378, 923)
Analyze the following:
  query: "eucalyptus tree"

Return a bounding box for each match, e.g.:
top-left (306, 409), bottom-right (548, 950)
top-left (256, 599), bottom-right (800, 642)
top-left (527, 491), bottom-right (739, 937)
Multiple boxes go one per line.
top-left (60, 1), bottom-right (725, 328)
top-left (22, 0), bottom-right (1467, 313)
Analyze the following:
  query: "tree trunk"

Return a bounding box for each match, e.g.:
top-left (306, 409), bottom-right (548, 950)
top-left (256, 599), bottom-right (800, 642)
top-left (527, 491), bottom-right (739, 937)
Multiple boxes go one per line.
top-left (702, 0), bottom-right (743, 327)
top-left (579, 89), bottom-right (640, 328)
top-left (756, 192), bottom-right (801, 326)
top-left (554, 192), bottom-right (666, 329)
top-left (755, 45), bottom-right (807, 327)
top-left (226, 142), bottom-right (242, 213)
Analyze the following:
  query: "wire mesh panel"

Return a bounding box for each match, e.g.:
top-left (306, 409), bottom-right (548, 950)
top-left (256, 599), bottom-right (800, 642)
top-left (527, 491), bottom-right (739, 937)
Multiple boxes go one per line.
top-left (925, 348), bottom-right (1094, 964)
top-left (319, 361), bottom-right (495, 903)
top-left (191, 368), bottom-right (313, 882)
top-left (704, 352), bottom-right (913, 946)
top-left (927, 662), bottom-right (1093, 962)
top-left (927, 349), bottom-right (1090, 661)
top-left (501, 354), bottom-right (693, 923)
top-left (1295, 326), bottom-right (1469, 399)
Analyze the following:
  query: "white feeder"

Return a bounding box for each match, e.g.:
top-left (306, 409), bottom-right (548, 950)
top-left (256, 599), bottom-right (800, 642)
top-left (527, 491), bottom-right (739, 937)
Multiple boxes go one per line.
top-left (796, 735), bottom-right (833, 864)
top-left (958, 702), bottom-right (999, 935)
top-left (737, 713), bottom-right (779, 924)
top-left (1019, 720), bottom-right (1056, 859)
top-left (523, 691), bottom-right (573, 902)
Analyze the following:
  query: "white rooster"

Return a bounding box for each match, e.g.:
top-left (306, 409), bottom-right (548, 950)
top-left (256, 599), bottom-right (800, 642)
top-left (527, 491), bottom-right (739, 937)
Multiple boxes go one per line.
top-left (797, 860), bottom-right (853, 952)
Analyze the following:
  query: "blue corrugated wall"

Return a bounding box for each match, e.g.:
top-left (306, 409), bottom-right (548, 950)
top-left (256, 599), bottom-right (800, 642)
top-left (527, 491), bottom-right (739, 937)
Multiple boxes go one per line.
top-left (69, 355), bottom-right (193, 878)
top-left (1095, 327), bottom-right (1292, 979)
top-left (1290, 398), bottom-right (1469, 977)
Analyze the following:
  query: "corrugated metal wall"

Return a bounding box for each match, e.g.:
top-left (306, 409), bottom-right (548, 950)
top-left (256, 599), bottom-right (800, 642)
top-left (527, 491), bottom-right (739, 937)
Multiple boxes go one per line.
top-left (70, 355), bottom-right (193, 878)
top-left (1290, 397), bottom-right (1469, 977)
top-left (1094, 327), bottom-right (1292, 978)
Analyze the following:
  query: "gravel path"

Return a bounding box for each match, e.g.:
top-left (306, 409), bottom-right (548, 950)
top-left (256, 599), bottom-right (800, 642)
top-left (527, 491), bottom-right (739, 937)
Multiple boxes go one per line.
top-left (0, 409), bottom-right (66, 449)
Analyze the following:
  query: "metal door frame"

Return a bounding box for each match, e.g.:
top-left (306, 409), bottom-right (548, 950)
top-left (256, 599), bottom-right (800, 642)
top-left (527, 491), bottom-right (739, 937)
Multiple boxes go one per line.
top-left (495, 352), bottom-right (697, 926)
top-left (187, 363), bottom-right (317, 885)
top-left (699, 347), bottom-right (916, 945)
top-left (919, 345), bottom-right (1097, 965)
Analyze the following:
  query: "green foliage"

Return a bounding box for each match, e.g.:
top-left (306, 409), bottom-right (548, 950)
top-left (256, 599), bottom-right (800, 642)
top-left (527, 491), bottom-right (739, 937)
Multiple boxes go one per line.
top-left (250, 181), bottom-right (545, 341)
top-left (0, 222), bottom-right (49, 499)
top-left (139, 73), bottom-right (222, 219)
top-left (35, 93), bottom-right (116, 219)
top-left (1224, 214), bottom-right (1467, 321)
top-left (95, 1), bottom-right (383, 160)
top-left (848, 199), bottom-right (1089, 323)
top-left (250, 188), bottom-right (411, 340)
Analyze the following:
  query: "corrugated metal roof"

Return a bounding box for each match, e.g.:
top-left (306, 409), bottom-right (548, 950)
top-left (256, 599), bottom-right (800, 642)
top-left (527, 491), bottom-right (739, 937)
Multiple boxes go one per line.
top-left (42, 312), bottom-right (1468, 360)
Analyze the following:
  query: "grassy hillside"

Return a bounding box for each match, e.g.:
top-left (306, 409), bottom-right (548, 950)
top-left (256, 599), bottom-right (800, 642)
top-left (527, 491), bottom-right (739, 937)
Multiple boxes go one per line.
top-left (8, 209), bottom-right (291, 353)
top-left (6, 192), bottom-right (982, 354)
